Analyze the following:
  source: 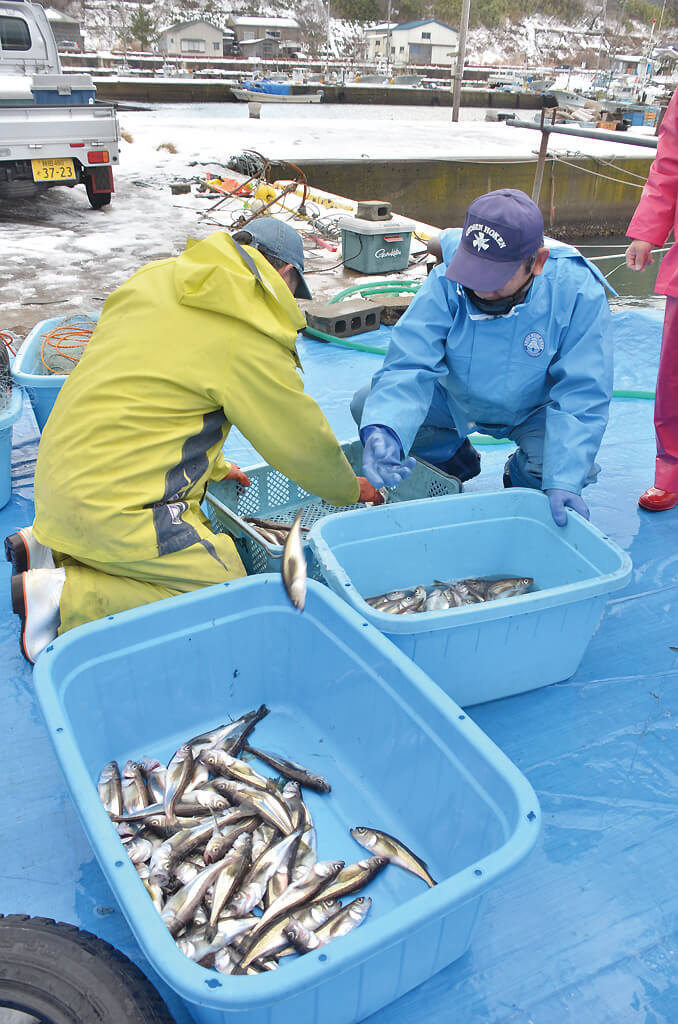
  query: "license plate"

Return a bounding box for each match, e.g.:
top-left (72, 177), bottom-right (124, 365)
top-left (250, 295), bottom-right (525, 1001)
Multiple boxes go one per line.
top-left (31, 157), bottom-right (76, 183)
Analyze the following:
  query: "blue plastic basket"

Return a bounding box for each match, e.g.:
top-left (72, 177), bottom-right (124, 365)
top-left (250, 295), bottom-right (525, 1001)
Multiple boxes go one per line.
top-left (11, 314), bottom-right (97, 431)
top-left (0, 386), bottom-right (23, 509)
top-left (33, 575), bottom-right (540, 1024)
top-left (206, 440), bottom-right (461, 579)
top-left (309, 489), bottom-right (633, 707)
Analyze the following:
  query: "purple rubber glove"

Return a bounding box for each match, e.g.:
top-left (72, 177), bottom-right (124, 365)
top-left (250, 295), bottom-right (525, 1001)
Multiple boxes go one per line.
top-left (362, 426), bottom-right (416, 489)
top-left (546, 489), bottom-right (590, 527)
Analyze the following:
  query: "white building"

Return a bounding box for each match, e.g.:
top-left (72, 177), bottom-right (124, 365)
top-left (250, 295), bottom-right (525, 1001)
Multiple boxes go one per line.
top-left (365, 19), bottom-right (459, 67)
top-left (157, 21), bottom-right (224, 58)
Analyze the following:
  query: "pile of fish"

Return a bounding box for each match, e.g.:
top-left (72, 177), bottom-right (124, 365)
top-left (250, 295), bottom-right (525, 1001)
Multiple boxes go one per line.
top-left (97, 705), bottom-right (436, 975)
top-left (244, 515), bottom-right (309, 547)
top-left (366, 575), bottom-right (535, 614)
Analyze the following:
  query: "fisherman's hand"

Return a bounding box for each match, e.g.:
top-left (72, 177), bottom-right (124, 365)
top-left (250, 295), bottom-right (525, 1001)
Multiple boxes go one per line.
top-left (222, 462), bottom-right (251, 488)
top-left (545, 488), bottom-right (590, 527)
top-left (625, 239), bottom-right (654, 271)
top-left (357, 477), bottom-right (385, 505)
top-left (362, 426), bottom-right (416, 489)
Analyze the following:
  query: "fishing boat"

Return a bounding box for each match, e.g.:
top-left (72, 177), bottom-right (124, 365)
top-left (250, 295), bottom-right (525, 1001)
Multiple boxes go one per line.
top-left (232, 80), bottom-right (323, 104)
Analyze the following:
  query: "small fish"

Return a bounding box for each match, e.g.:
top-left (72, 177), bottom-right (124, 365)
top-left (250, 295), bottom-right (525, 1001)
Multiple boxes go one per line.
top-left (177, 916), bottom-right (257, 962)
top-left (424, 588), bottom-right (451, 612)
top-left (312, 856), bottom-right (388, 902)
top-left (206, 832), bottom-right (252, 936)
top-left (486, 576), bottom-right (533, 600)
top-left (121, 761), bottom-right (151, 815)
top-left (98, 761), bottom-right (122, 816)
top-left (281, 508), bottom-right (306, 611)
top-left (163, 743), bottom-right (194, 825)
top-left (199, 749), bottom-right (270, 791)
top-left (285, 896), bottom-right (371, 953)
top-left (186, 705), bottom-right (270, 759)
top-left (244, 745), bottom-right (331, 794)
top-left (350, 826), bottom-right (436, 888)
top-left (215, 779), bottom-right (295, 835)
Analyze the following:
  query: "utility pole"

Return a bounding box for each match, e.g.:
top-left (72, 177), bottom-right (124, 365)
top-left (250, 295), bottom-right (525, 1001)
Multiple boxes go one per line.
top-left (324, 0), bottom-right (330, 80)
top-left (386, 0), bottom-right (393, 77)
top-left (451, 0), bottom-right (470, 121)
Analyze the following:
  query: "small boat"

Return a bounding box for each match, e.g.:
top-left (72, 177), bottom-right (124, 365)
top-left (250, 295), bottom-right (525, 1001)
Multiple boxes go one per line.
top-left (232, 80), bottom-right (323, 104)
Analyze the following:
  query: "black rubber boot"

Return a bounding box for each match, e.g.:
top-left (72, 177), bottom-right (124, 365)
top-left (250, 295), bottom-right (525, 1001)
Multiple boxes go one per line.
top-left (503, 454), bottom-right (514, 488)
top-left (4, 532), bottom-right (29, 575)
top-left (437, 438), bottom-right (481, 483)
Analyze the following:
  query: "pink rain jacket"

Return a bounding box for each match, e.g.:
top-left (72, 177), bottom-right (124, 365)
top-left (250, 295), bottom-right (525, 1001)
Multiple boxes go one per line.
top-left (627, 88), bottom-right (678, 298)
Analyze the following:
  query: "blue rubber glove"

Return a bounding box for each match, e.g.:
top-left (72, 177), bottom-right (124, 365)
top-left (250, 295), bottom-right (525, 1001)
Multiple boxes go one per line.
top-left (546, 489), bottom-right (590, 527)
top-left (362, 426), bottom-right (416, 489)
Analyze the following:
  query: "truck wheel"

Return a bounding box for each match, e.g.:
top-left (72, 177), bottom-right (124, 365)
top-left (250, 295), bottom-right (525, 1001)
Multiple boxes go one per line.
top-left (0, 915), bottom-right (175, 1024)
top-left (84, 174), bottom-right (112, 209)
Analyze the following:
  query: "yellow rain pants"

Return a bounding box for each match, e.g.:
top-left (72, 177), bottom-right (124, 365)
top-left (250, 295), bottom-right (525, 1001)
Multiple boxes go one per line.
top-left (52, 507), bottom-right (246, 634)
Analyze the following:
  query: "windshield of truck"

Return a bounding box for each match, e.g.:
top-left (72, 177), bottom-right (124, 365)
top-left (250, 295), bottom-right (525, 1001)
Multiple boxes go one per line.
top-left (0, 15), bottom-right (31, 50)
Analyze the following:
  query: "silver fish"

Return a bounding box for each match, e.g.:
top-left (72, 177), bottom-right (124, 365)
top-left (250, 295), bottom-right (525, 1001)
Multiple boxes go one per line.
top-left (186, 704), bottom-right (270, 759)
top-left (121, 761), bottom-right (151, 815)
top-left (350, 826), bottom-right (436, 887)
top-left (215, 779), bottom-right (295, 835)
top-left (163, 743), bottom-right (194, 825)
top-left (226, 829), bottom-right (302, 918)
top-left (199, 749), bottom-right (270, 791)
top-left (207, 832), bottom-right (252, 935)
top-left (245, 860), bottom-right (345, 947)
top-left (486, 576), bottom-right (533, 600)
top-left (312, 856), bottom-right (388, 902)
top-left (98, 761), bottom-right (123, 816)
top-left (122, 836), bottom-right (154, 865)
top-left (161, 858), bottom-right (233, 936)
top-left (244, 745), bottom-right (331, 794)
top-left (424, 588), bottom-right (451, 612)
top-left (177, 916), bottom-right (257, 962)
top-left (281, 508), bottom-right (306, 611)
top-left (138, 756), bottom-right (167, 803)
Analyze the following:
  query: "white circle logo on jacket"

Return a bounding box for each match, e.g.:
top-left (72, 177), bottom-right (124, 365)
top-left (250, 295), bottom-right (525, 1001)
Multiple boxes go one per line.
top-left (523, 332), bottom-right (545, 357)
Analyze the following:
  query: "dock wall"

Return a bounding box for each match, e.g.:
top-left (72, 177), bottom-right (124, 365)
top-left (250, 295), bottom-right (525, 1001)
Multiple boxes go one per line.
top-left (270, 156), bottom-right (652, 236)
top-left (93, 79), bottom-right (543, 109)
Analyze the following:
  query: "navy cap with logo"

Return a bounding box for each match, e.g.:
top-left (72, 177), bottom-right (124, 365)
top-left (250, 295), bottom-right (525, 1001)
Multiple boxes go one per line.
top-left (244, 217), bottom-right (313, 300)
top-left (445, 189), bottom-right (544, 292)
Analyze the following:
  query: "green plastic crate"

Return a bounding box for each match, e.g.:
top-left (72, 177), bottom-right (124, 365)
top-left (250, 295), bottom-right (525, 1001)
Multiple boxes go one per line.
top-left (339, 215), bottom-right (415, 274)
top-left (206, 439), bottom-right (461, 579)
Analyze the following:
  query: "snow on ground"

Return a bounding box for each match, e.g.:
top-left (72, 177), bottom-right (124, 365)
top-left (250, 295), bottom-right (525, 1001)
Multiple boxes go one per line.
top-left (0, 102), bottom-right (654, 340)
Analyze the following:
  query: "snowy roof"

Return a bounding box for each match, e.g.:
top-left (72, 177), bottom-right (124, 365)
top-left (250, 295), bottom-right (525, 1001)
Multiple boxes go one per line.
top-left (159, 20), bottom-right (221, 34)
top-left (230, 16), bottom-right (299, 28)
top-left (392, 19), bottom-right (458, 33)
top-left (45, 7), bottom-right (80, 24)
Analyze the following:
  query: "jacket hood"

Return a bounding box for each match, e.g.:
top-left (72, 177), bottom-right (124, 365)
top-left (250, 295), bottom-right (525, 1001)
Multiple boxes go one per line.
top-left (173, 231), bottom-right (306, 353)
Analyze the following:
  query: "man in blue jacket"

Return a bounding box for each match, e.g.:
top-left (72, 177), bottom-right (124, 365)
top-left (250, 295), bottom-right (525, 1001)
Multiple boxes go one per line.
top-left (351, 189), bottom-right (614, 526)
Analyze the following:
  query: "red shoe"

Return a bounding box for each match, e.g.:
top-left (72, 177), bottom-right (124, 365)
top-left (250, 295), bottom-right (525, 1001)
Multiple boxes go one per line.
top-left (638, 487), bottom-right (678, 511)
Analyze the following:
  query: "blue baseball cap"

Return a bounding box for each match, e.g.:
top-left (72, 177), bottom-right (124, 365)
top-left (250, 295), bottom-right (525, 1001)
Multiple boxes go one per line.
top-left (445, 189), bottom-right (544, 291)
top-left (245, 217), bottom-right (312, 300)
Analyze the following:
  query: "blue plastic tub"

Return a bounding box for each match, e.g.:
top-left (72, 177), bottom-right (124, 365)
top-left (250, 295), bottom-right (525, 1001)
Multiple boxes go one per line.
top-left (33, 575), bottom-right (540, 1024)
top-left (309, 489), bottom-right (633, 707)
top-left (0, 386), bottom-right (23, 508)
top-left (11, 314), bottom-right (97, 431)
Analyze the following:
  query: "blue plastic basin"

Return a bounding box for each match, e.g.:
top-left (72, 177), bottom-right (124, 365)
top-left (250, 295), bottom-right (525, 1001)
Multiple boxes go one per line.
top-left (309, 489), bottom-right (633, 706)
top-left (0, 386), bottom-right (23, 508)
top-left (33, 575), bottom-right (540, 1024)
top-left (11, 316), bottom-right (68, 431)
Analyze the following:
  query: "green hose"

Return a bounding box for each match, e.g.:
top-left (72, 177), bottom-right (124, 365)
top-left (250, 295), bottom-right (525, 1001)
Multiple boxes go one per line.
top-left (327, 281), bottom-right (422, 304)
top-left (303, 324), bottom-right (390, 355)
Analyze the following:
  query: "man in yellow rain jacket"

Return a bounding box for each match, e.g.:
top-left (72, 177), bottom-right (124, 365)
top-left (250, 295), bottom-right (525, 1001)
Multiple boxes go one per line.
top-left (6, 218), bottom-right (381, 662)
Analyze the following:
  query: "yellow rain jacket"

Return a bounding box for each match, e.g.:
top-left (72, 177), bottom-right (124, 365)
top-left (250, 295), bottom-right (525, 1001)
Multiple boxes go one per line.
top-left (33, 232), bottom-right (360, 564)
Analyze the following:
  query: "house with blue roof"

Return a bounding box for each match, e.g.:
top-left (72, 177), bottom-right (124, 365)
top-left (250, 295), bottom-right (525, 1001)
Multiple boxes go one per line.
top-left (364, 19), bottom-right (459, 66)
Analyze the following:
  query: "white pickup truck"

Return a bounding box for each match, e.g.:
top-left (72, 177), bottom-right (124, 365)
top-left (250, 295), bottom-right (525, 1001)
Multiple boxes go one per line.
top-left (0, 0), bottom-right (119, 207)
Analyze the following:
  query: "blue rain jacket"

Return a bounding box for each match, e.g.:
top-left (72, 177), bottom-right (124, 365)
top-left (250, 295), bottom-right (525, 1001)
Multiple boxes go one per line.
top-left (361, 230), bottom-right (614, 493)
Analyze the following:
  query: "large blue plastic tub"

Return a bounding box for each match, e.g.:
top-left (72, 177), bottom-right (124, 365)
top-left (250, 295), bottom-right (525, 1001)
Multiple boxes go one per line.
top-left (11, 317), bottom-right (68, 431)
top-left (0, 386), bottom-right (23, 508)
top-left (33, 575), bottom-right (540, 1024)
top-left (309, 489), bottom-right (632, 707)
